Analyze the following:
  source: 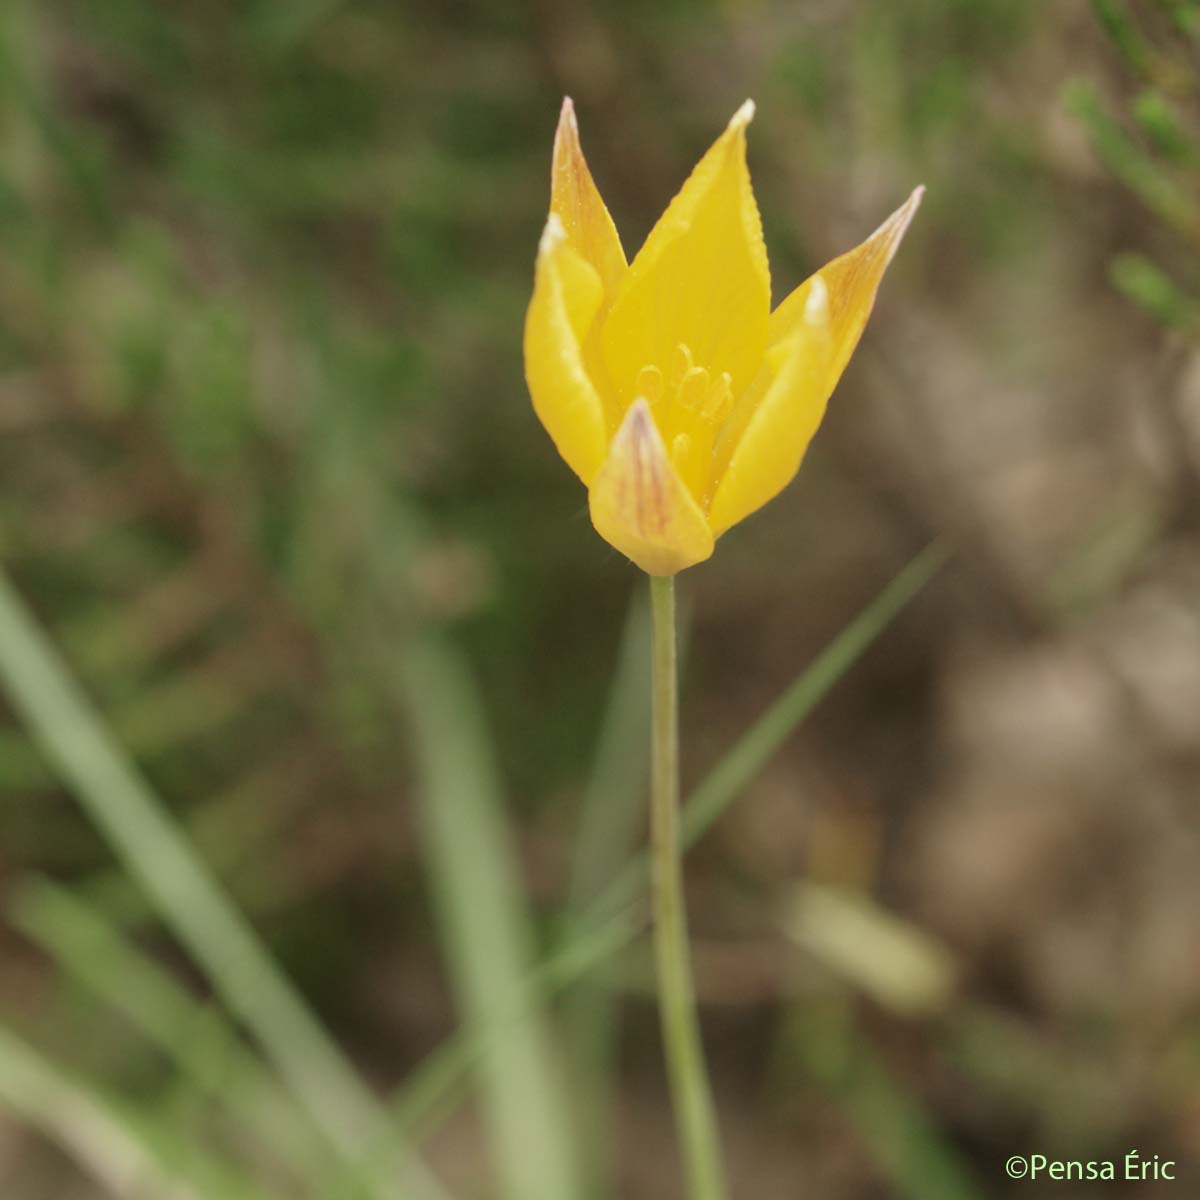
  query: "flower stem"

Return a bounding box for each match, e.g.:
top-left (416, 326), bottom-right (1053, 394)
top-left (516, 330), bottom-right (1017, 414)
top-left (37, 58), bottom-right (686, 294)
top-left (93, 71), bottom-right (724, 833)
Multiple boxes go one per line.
top-left (648, 574), bottom-right (726, 1200)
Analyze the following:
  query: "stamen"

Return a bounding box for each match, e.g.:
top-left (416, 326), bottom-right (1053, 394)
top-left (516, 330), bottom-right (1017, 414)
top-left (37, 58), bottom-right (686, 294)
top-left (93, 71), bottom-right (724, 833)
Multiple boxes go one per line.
top-left (635, 347), bottom-right (737, 506)
top-left (702, 372), bottom-right (733, 423)
top-left (635, 364), bottom-right (664, 407)
top-left (670, 343), bottom-right (694, 387)
top-left (676, 365), bottom-right (711, 414)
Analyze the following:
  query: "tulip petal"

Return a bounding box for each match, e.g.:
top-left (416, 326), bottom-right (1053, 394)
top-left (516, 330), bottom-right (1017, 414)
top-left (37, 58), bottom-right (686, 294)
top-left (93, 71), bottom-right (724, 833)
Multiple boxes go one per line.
top-left (524, 214), bottom-right (610, 485)
top-left (589, 398), bottom-right (714, 576)
top-left (552, 97), bottom-right (627, 301)
top-left (769, 186), bottom-right (924, 386)
top-left (601, 101), bottom-right (770, 407)
top-left (707, 279), bottom-right (834, 537)
top-left (707, 188), bottom-right (924, 538)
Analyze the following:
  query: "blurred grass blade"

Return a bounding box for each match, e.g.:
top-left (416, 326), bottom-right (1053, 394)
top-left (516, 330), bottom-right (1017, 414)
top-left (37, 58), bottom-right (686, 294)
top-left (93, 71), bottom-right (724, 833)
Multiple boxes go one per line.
top-left (9, 876), bottom-right (334, 1188)
top-left (78, 743), bottom-right (331, 930)
top-left (1132, 90), bottom-right (1199, 165)
top-left (589, 540), bottom-right (951, 923)
top-left (0, 0), bottom-right (115, 230)
top-left (0, 1024), bottom-right (203, 1199)
top-left (395, 635), bottom-right (584, 1200)
top-left (0, 567), bottom-right (450, 1200)
top-left (841, 1039), bottom-right (984, 1200)
top-left (681, 542), bottom-right (948, 850)
top-left (379, 543), bottom-right (948, 1145)
top-left (1108, 251), bottom-right (1200, 329)
top-left (1092, 0), bottom-right (1155, 77)
top-left (1066, 79), bottom-right (1200, 238)
top-left (568, 587), bottom-right (653, 910)
top-left (564, 588), bottom-right (652, 1193)
top-left (784, 1002), bottom-right (983, 1200)
top-left (1160, 0), bottom-right (1200, 36)
top-left (350, 917), bottom-right (635, 1193)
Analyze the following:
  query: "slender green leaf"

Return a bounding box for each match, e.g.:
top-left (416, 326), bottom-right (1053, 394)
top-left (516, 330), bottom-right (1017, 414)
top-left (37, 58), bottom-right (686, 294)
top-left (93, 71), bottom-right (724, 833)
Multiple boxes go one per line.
top-left (590, 540), bottom-right (952, 926)
top-left (781, 1000), bottom-right (984, 1200)
top-left (395, 634), bottom-right (584, 1200)
top-left (10, 876), bottom-right (334, 1189)
top-left (373, 543), bottom-right (949, 1159)
top-left (564, 589), bottom-right (652, 1195)
top-left (0, 565), bottom-right (450, 1200)
top-left (0, 1024), bottom-right (230, 1199)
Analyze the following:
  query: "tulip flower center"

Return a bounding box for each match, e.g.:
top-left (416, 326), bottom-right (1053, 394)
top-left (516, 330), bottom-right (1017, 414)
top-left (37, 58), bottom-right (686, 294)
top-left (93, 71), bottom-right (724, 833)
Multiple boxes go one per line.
top-left (632, 343), bottom-right (734, 507)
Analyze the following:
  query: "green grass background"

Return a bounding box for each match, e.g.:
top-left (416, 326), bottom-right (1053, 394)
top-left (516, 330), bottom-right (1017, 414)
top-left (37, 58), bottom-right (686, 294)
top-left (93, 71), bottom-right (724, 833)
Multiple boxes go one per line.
top-left (2, 1), bottom-right (1200, 1196)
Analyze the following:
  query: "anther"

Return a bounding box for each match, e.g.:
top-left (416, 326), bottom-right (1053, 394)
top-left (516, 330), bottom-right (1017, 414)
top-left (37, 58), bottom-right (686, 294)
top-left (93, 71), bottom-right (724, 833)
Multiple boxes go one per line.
top-left (635, 364), bottom-right (664, 407)
top-left (670, 343), bottom-right (694, 387)
top-left (676, 365), bottom-right (711, 414)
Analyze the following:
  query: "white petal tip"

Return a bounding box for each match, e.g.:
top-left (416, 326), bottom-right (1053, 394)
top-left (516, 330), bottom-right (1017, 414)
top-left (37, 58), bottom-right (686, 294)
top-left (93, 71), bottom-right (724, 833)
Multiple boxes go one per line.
top-left (559, 96), bottom-right (578, 130)
top-left (729, 99), bottom-right (756, 129)
top-left (882, 187), bottom-right (925, 260)
top-left (804, 275), bottom-right (830, 324)
top-left (539, 211), bottom-right (566, 256)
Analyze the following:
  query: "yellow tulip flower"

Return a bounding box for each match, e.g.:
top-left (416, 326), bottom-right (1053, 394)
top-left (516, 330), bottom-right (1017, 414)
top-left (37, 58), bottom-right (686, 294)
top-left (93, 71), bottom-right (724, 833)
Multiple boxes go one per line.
top-left (524, 98), bottom-right (922, 576)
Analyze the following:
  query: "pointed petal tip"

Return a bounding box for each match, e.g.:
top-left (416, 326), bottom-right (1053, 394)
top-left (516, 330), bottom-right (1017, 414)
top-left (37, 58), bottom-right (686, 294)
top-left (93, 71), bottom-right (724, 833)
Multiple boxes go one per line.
top-left (895, 184), bottom-right (925, 226)
top-left (553, 98), bottom-right (579, 154)
top-left (548, 95), bottom-right (627, 291)
top-left (620, 396), bottom-right (658, 458)
top-left (626, 394), bottom-right (655, 435)
top-left (868, 185), bottom-right (925, 271)
top-left (729, 98), bottom-right (756, 131)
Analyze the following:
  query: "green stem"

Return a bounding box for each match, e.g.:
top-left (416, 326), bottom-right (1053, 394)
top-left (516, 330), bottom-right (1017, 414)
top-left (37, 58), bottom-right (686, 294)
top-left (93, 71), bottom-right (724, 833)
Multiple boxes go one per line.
top-left (649, 574), bottom-right (726, 1200)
